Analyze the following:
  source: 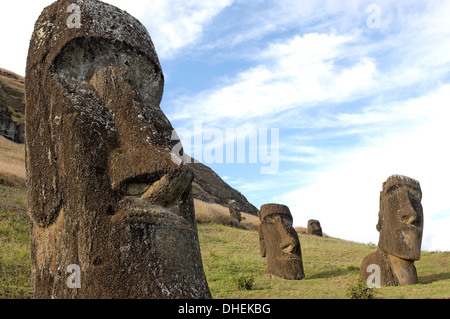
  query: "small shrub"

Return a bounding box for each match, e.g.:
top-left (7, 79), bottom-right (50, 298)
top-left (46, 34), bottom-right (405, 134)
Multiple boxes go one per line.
top-left (346, 278), bottom-right (375, 299)
top-left (235, 274), bottom-right (255, 291)
top-left (346, 265), bottom-right (359, 271)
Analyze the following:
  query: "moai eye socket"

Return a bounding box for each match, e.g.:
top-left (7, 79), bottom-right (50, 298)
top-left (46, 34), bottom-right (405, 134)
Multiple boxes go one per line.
top-left (51, 37), bottom-right (164, 108)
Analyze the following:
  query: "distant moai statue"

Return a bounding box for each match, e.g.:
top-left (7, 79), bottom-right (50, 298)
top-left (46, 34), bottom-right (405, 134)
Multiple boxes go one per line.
top-left (258, 204), bottom-right (305, 280)
top-left (227, 199), bottom-right (242, 228)
top-left (228, 199), bottom-right (242, 221)
top-left (307, 219), bottom-right (323, 237)
top-left (25, 0), bottom-right (211, 299)
top-left (360, 175), bottom-right (424, 287)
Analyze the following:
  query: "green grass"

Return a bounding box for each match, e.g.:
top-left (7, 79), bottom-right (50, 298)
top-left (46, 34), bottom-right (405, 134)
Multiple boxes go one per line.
top-left (0, 184), bottom-right (32, 299)
top-left (0, 182), bottom-right (449, 299)
top-left (197, 223), bottom-right (450, 299)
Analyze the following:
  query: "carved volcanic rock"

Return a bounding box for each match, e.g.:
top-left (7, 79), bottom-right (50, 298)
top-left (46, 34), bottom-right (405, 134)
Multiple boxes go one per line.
top-left (258, 203), bottom-right (305, 280)
top-left (360, 175), bottom-right (423, 287)
top-left (1, 71), bottom-right (258, 217)
top-left (307, 219), bottom-right (323, 237)
top-left (0, 76), bottom-right (257, 216)
top-left (26, 0), bottom-right (210, 299)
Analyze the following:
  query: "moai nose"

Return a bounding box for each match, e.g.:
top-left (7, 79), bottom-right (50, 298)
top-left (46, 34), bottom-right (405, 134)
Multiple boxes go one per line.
top-left (401, 190), bottom-right (422, 228)
top-left (279, 225), bottom-right (299, 253)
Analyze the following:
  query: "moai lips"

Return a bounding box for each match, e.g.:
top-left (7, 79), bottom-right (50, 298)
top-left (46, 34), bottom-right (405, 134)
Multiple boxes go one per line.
top-left (26, 0), bottom-right (211, 299)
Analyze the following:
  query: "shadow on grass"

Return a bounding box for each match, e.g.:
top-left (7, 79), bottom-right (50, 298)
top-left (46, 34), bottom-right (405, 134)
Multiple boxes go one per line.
top-left (307, 266), bottom-right (359, 279)
top-left (418, 271), bottom-right (450, 284)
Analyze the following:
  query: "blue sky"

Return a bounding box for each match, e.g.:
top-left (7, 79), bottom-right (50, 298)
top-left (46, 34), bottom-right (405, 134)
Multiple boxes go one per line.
top-left (2, 0), bottom-right (450, 251)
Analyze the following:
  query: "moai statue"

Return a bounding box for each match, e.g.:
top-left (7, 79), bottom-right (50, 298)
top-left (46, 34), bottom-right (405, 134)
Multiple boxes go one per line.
top-left (227, 199), bottom-right (242, 228)
top-left (228, 199), bottom-right (242, 220)
top-left (25, 0), bottom-right (211, 299)
top-left (258, 204), bottom-right (305, 280)
top-left (307, 219), bottom-right (323, 237)
top-left (360, 175), bottom-right (424, 287)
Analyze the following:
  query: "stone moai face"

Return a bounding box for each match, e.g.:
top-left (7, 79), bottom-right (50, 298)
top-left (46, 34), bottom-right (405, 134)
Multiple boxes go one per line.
top-left (307, 219), bottom-right (322, 237)
top-left (258, 204), bottom-right (305, 280)
top-left (228, 199), bottom-right (241, 221)
top-left (360, 174), bottom-right (423, 286)
top-left (377, 175), bottom-right (423, 261)
top-left (25, 0), bottom-right (211, 299)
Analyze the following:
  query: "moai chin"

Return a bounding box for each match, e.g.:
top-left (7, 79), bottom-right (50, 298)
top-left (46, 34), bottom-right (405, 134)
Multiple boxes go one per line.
top-left (307, 219), bottom-right (323, 237)
top-left (258, 204), bottom-right (305, 280)
top-left (360, 175), bottom-right (424, 286)
top-left (25, 0), bottom-right (211, 299)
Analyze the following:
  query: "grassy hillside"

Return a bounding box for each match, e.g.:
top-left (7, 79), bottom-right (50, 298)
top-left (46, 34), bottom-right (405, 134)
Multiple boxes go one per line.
top-left (0, 183), bottom-right (30, 298)
top-left (1, 181), bottom-right (449, 299)
top-left (197, 222), bottom-right (450, 299)
top-left (0, 68), bottom-right (25, 120)
top-left (0, 136), bottom-right (449, 299)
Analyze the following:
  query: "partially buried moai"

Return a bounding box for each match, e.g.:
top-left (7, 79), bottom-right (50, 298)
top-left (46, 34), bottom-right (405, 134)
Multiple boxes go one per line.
top-left (25, 0), bottom-right (211, 298)
top-left (228, 199), bottom-right (244, 228)
top-left (228, 199), bottom-right (242, 222)
top-left (258, 204), bottom-right (305, 280)
top-left (307, 219), bottom-right (322, 237)
top-left (360, 175), bottom-right (424, 287)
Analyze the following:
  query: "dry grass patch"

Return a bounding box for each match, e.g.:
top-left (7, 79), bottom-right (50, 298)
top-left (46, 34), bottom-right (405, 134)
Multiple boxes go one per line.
top-left (194, 199), bottom-right (233, 226)
top-left (194, 199), bottom-right (260, 231)
top-left (240, 212), bottom-right (260, 231)
top-left (0, 136), bottom-right (25, 188)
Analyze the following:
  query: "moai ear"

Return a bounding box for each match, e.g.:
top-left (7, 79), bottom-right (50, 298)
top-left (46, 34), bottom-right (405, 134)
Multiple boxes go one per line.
top-left (259, 226), bottom-right (266, 257)
top-left (25, 89), bottom-right (63, 228)
top-left (25, 5), bottom-right (68, 228)
top-left (376, 191), bottom-right (384, 232)
top-left (376, 212), bottom-right (383, 232)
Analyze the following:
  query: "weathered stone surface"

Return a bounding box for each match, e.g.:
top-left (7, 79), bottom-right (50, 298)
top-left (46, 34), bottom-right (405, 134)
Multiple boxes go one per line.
top-left (258, 204), bottom-right (305, 280)
top-left (228, 199), bottom-right (242, 222)
top-left (227, 199), bottom-right (245, 228)
top-left (360, 175), bottom-right (423, 286)
top-left (26, 0), bottom-right (210, 299)
top-left (307, 219), bottom-right (322, 237)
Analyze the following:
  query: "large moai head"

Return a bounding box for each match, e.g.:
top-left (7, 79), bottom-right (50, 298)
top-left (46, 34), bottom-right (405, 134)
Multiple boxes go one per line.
top-left (25, 0), bottom-right (211, 299)
top-left (377, 175), bottom-right (423, 261)
top-left (307, 219), bottom-right (322, 237)
top-left (258, 204), bottom-right (305, 280)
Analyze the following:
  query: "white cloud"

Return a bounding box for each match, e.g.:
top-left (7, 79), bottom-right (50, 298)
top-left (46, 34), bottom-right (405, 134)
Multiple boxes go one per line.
top-left (0, 0), bottom-right (233, 75)
top-left (0, 1), bottom-right (55, 75)
top-left (112, 0), bottom-right (235, 59)
top-left (423, 215), bottom-right (450, 252)
top-left (281, 85), bottom-right (450, 251)
top-left (2, 0), bottom-right (450, 253)
top-left (169, 32), bottom-right (378, 124)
